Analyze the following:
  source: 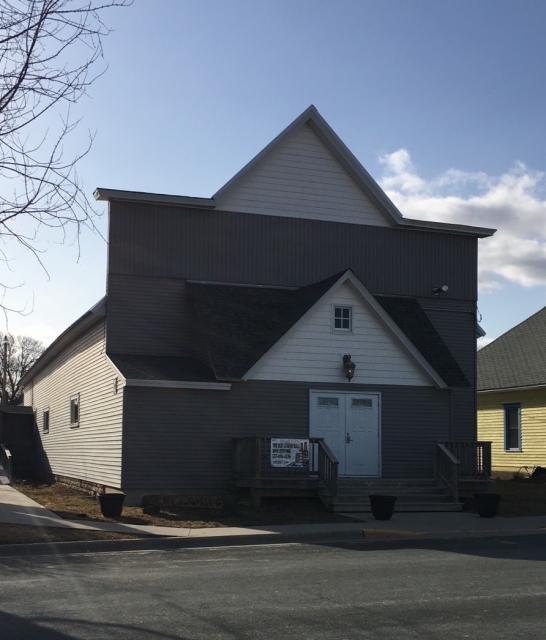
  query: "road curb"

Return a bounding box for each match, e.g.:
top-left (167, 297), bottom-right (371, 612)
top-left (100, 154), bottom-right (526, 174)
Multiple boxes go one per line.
top-left (0, 526), bottom-right (544, 558)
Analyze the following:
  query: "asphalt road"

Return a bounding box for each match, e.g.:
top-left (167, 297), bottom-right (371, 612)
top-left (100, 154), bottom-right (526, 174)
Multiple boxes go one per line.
top-left (1, 535), bottom-right (546, 639)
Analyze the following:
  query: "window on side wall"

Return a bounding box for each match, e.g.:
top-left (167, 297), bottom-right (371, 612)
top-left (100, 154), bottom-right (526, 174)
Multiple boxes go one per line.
top-left (70, 394), bottom-right (80, 427)
top-left (43, 409), bottom-right (50, 434)
top-left (504, 403), bottom-right (521, 451)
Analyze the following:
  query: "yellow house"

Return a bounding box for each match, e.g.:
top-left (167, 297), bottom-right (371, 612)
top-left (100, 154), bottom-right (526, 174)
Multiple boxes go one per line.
top-left (477, 307), bottom-right (546, 478)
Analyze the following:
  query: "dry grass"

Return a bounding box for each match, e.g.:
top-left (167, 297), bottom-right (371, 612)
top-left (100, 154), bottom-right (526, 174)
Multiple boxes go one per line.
top-left (16, 482), bottom-right (353, 528)
top-left (466, 479), bottom-right (546, 517)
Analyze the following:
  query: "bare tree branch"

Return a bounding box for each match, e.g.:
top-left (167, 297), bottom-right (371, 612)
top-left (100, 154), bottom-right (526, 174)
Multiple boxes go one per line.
top-left (0, 0), bottom-right (131, 312)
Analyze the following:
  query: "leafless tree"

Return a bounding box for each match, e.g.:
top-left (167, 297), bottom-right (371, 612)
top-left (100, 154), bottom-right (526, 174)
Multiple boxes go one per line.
top-left (0, 0), bottom-right (131, 308)
top-left (1, 333), bottom-right (44, 403)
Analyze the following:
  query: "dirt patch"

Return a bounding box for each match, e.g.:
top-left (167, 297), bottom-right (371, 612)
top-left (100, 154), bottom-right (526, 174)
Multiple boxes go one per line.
top-left (465, 480), bottom-right (546, 517)
top-left (0, 523), bottom-right (149, 545)
top-left (16, 483), bottom-right (353, 528)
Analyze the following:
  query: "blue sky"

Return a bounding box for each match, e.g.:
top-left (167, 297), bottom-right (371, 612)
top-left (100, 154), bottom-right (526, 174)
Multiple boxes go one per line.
top-left (5, 0), bottom-right (546, 347)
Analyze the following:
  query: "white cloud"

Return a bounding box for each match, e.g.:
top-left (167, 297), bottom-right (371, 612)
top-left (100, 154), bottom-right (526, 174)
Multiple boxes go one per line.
top-left (379, 151), bottom-right (546, 292)
top-left (10, 323), bottom-right (61, 347)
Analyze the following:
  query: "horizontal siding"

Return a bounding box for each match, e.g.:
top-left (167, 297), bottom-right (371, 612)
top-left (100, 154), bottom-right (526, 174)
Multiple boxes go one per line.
top-left (252, 282), bottom-right (432, 386)
top-left (478, 389), bottom-right (546, 472)
top-left (107, 275), bottom-right (194, 355)
top-left (217, 124), bottom-right (389, 227)
top-left (25, 321), bottom-right (124, 487)
top-left (108, 202), bottom-right (478, 300)
top-left (121, 382), bottom-right (450, 492)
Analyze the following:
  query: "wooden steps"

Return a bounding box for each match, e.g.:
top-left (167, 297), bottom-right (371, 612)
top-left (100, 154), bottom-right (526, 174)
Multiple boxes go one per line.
top-left (320, 478), bottom-right (463, 513)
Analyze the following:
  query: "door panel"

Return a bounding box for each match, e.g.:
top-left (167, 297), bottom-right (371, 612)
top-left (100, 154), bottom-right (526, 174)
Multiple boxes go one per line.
top-left (309, 393), bottom-right (346, 474)
top-left (310, 391), bottom-right (380, 477)
top-left (345, 395), bottom-right (380, 476)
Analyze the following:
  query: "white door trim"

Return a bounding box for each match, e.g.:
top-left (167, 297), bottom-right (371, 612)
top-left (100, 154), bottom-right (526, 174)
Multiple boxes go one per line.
top-left (309, 390), bottom-right (382, 477)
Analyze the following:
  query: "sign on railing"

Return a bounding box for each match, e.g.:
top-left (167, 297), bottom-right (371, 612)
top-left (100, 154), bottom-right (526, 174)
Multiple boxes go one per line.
top-left (270, 439), bottom-right (309, 468)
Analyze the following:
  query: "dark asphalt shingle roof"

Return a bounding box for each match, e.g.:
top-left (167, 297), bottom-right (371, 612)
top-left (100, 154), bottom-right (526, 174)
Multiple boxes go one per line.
top-left (188, 271), bottom-right (468, 387)
top-left (477, 306), bottom-right (546, 391)
top-left (108, 354), bottom-right (218, 383)
top-left (187, 272), bottom-right (344, 380)
top-left (374, 296), bottom-right (470, 388)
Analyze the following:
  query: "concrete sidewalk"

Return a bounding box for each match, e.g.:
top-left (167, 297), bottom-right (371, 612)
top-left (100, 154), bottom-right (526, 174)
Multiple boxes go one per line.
top-left (1, 478), bottom-right (546, 545)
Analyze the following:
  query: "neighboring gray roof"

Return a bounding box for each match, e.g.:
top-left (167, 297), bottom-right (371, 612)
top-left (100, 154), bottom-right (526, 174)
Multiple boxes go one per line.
top-left (478, 306), bottom-right (546, 391)
top-left (20, 298), bottom-right (106, 387)
top-left (108, 354), bottom-right (218, 383)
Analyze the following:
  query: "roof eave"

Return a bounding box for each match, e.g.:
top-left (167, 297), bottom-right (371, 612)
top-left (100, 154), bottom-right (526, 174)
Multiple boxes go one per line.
top-left (478, 383), bottom-right (546, 394)
top-left (20, 298), bottom-right (106, 387)
top-left (400, 218), bottom-right (496, 238)
top-left (94, 188), bottom-right (216, 209)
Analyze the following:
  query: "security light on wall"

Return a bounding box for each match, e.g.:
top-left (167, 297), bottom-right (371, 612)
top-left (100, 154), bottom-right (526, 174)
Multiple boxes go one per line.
top-left (432, 285), bottom-right (449, 296)
top-left (342, 354), bottom-right (356, 381)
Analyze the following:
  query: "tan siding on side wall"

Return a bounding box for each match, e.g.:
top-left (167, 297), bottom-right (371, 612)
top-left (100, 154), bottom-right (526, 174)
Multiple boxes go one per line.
top-left (25, 320), bottom-right (124, 487)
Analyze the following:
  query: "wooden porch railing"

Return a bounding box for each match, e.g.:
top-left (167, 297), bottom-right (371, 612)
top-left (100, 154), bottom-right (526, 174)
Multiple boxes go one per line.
top-left (315, 438), bottom-right (339, 501)
top-left (444, 441), bottom-right (492, 478)
top-left (435, 443), bottom-right (459, 502)
top-left (0, 444), bottom-right (13, 484)
top-left (232, 437), bottom-right (339, 500)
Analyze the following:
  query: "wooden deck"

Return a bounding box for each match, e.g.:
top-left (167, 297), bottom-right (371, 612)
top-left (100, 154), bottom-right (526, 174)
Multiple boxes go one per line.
top-left (232, 437), bottom-right (492, 509)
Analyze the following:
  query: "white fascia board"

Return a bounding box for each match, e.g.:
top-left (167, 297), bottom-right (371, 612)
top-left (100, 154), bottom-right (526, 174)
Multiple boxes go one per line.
top-left (105, 356), bottom-right (127, 383)
top-left (125, 379), bottom-right (231, 391)
top-left (94, 188), bottom-right (216, 209)
top-left (242, 269), bottom-right (447, 388)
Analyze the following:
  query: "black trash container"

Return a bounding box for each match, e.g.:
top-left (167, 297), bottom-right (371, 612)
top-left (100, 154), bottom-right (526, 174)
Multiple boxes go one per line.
top-left (99, 492), bottom-right (126, 518)
top-left (474, 493), bottom-right (501, 518)
top-left (369, 495), bottom-right (397, 521)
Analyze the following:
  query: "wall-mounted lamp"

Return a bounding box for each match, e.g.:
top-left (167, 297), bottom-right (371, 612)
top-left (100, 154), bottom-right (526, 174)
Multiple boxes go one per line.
top-left (342, 354), bottom-right (356, 382)
top-left (432, 285), bottom-right (449, 296)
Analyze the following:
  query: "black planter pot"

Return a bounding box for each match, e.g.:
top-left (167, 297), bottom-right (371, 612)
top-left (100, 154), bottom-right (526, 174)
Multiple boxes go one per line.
top-left (474, 493), bottom-right (501, 518)
top-left (369, 495), bottom-right (397, 521)
top-left (99, 492), bottom-right (126, 518)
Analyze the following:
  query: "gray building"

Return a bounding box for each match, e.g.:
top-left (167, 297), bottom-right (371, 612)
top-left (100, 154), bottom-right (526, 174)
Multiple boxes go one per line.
top-left (22, 106), bottom-right (495, 506)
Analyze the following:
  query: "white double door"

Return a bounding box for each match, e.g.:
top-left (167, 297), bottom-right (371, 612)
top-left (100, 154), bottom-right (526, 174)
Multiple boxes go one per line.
top-left (309, 391), bottom-right (380, 476)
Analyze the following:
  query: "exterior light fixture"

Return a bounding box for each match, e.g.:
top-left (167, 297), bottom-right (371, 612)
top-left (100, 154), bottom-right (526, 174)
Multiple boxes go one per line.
top-left (432, 285), bottom-right (449, 296)
top-left (343, 354), bottom-right (356, 382)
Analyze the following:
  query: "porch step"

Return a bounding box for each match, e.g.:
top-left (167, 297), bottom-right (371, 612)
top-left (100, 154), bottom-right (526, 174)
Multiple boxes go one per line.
top-left (319, 477), bottom-right (461, 513)
top-left (337, 502), bottom-right (463, 513)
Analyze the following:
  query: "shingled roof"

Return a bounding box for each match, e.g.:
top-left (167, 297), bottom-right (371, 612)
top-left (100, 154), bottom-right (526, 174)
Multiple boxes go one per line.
top-left (108, 354), bottom-right (218, 383)
top-left (187, 273), bottom-right (343, 380)
top-left (374, 296), bottom-right (470, 388)
top-left (478, 306), bottom-right (546, 391)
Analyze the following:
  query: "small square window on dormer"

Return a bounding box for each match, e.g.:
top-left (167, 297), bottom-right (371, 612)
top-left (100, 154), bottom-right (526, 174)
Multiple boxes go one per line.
top-left (333, 306), bottom-right (353, 332)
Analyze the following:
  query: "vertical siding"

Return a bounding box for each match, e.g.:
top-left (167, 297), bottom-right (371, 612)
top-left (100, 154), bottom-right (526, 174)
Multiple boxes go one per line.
top-left (107, 275), bottom-right (195, 356)
top-left (478, 389), bottom-right (546, 473)
top-left (252, 282), bottom-right (432, 386)
top-left (121, 382), bottom-right (450, 493)
top-left (422, 301), bottom-right (477, 440)
top-left (108, 202), bottom-right (478, 300)
top-left (28, 321), bottom-right (124, 487)
top-left (217, 124), bottom-right (389, 227)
